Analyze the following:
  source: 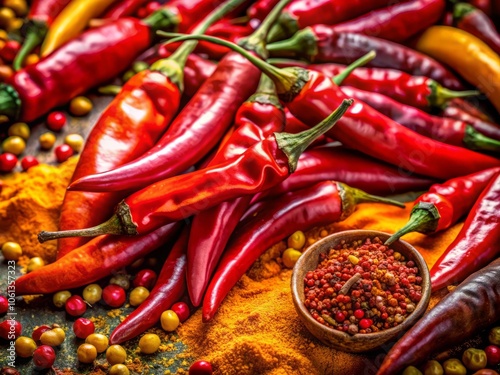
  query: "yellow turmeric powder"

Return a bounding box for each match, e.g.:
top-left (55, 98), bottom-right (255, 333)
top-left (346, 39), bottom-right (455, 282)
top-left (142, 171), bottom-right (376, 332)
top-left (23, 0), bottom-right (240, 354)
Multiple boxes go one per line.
top-left (0, 157), bottom-right (77, 263)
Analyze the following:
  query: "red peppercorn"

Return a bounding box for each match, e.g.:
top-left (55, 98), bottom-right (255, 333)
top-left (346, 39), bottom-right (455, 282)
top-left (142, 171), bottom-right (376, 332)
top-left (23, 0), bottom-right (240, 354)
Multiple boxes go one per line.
top-left (65, 295), bottom-right (87, 317)
top-left (102, 284), bottom-right (126, 308)
top-left (33, 345), bottom-right (56, 370)
top-left (359, 318), bottom-right (373, 330)
top-left (73, 317), bottom-right (95, 339)
top-left (132, 269), bottom-right (157, 290)
top-left (334, 311), bottom-right (345, 323)
top-left (54, 144), bottom-right (74, 163)
top-left (46, 111), bottom-right (66, 131)
top-left (20, 156), bottom-right (39, 171)
top-left (171, 302), bottom-right (190, 323)
top-left (485, 345), bottom-right (500, 366)
top-left (0, 296), bottom-right (8, 314)
top-left (189, 360), bottom-right (213, 375)
top-left (354, 309), bottom-right (364, 319)
top-left (0, 319), bottom-right (21, 339)
top-left (0, 40), bottom-right (21, 63)
top-left (0, 153), bottom-right (17, 172)
top-left (32, 325), bottom-right (51, 343)
top-left (0, 367), bottom-right (20, 375)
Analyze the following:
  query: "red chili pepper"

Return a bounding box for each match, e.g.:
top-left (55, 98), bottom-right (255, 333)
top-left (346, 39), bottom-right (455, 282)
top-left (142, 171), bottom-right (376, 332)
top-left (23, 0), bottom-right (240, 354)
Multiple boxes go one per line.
top-left (332, 0), bottom-right (445, 43)
top-left (267, 0), bottom-right (398, 42)
top-left (376, 257), bottom-right (500, 375)
top-left (202, 181), bottom-right (405, 321)
top-left (453, 2), bottom-right (500, 56)
top-left (385, 167), bottom-right (499, 245)
top-left (13, 0), bottom-right (73, 70)
top-left (341, 86), bottom-right (500, 151)
top-left (187, 74), bottom-right (285, 306)
top-left (109, 226), bottom-right (188, 344)
top-left (14, 223), bottom-right (181, 295)
top-left (284, 108), bottom-right (329, 147)
top-left (38, 100), bottom-right (353, 243)
top-left (253, 146), bottom-right (436, 202)
top-left (57, 0), bottom-right (243, 258)
top-left (441, 104), bottom-right (500, 141)
top-left (104, 0), bottom-right (151, 19)
top-left (65, 0), bottom-right (289, 192)
top-left (429, 172), bottom-right (500, 292)
top-left (447, 97), bottom-right (493, 122)
top-left (247, 0), bottom-right (280, 21)
top-left (470, 0), bottom-right (493, 15)
top-left (267, 27), bottom-right (464, 90)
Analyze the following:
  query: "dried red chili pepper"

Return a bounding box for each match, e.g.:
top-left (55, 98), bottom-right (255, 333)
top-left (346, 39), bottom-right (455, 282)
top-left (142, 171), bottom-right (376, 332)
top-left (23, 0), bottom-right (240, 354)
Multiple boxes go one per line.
top-left (429, 172), bottom-right (500, 292)
top-left (13, 0), bottom-right (73, 70)
top-left (385, 167), bottom-right (499, 245)
top-left (332, 0), bottom-right (445, 43)
top-left (453, 2), bottom-right (500, 56)
top-left (202, 181), bottom-right (405, 321)
top-left (187, 74), bottom-right (285, 306)
top-left (253, 146), bottom-right (436, 202)
top-left (267, 27), bottom-right (464, 90)
top-left (441, 104), bottom-right (500, 141)
top-left (39, 100), bottom-right (352, 243)
top-left (376, 257), bottom-right (500, 375)
top-left (56, 0), bottom-right (244, 258)
top-left (109, 226), bottom-right (188, 344)
top-left (65, 0), bottom-right (289, 193)
top-left (341, 86), bottom-right (500, 151)
top-left (14, 223), bottom-right (181, 295)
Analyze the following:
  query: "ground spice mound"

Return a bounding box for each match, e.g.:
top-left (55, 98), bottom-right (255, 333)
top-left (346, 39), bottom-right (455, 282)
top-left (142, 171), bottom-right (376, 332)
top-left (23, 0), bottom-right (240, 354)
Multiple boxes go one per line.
top-left (0, 158), bottom-right (77, 263)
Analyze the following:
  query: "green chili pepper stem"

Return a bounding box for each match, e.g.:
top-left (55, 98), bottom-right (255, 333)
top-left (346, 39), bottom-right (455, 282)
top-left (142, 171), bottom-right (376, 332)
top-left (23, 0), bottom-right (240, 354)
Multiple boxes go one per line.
top-left (238, 0), bottom-right (292, 58)
top-left (247, 74), bottom-right (282, 109)
top-left (266, 27), bottom-right (318, 60)
top-left (332, 51), bottom-right (376, 86)
top-left (274, 99), bottom-right (353, 172)
top-left (98, 85), bottom-right (123, 96)
top-left (267, 11), bottom-right (298, 43)
top-left (0, 84), bottom-right (21, 120)
top-left (453, 2), bottom-right (476, 21)
top-left (464, 124), bottom-right (500, 152)
top-left (384, 202), bottom-right (441, 245)
top-left (38, 201), bottom-right (138, 243)
top-left (143, 8), bottom-right (179, 32)
top-left (427, 80), bottom-right (479, 108)
top-left (13, 20), bottom-right (48, 71)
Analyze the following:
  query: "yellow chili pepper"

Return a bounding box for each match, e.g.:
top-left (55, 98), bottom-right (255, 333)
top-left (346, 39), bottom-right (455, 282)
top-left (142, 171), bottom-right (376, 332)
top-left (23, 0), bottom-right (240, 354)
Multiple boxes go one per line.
top-left (40, 0), bottom-right (119, 57)
top-left (415, 25), bottom-right (500, 114)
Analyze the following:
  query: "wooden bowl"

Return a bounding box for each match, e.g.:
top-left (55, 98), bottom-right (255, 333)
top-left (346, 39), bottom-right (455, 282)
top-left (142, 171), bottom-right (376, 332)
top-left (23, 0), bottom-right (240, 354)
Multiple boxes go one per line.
top-left (291, 230), bottom-right (431, 353)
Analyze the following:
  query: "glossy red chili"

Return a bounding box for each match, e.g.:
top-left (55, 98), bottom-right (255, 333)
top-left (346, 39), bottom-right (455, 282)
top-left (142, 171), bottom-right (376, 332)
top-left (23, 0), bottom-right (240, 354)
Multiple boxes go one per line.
top-left (377, 257), bottom-right (500, 375)
top-left (385, 167), bottom-right (499, 245)
top-left (470, 0), bottom-right (493, 15)
top-left (430, 172), bottom-right (500, 292)
top-left (247, 0), bottom-right (280, 21)
top-left (453, 2), bottom-right (500, 56)
top-left (341, 86), bottom-right (500, 151)
top-left (109, 227), bottom-right (188, 344)
top-left (332, 0), bottom-right (445, 43)
top-left (202, 181), bottom-right (404, 321)
top-left (442, 103), bottom-right (500, 141)
top-left (187, 74), bottom-right (285, 306)
top-left (14, 223), bottom-right (181, 295)
top-left (104, 0), bottom-right (151, 18)
top-left (39, 100), bottom-right (352, 242)
top-left (267, 27), bottom-right (464, 90)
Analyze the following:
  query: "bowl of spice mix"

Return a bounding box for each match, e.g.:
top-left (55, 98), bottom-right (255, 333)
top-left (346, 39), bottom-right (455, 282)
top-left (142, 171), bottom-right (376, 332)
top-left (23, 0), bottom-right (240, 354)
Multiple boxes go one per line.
top-left (291, 230), bottom-right (431, 353)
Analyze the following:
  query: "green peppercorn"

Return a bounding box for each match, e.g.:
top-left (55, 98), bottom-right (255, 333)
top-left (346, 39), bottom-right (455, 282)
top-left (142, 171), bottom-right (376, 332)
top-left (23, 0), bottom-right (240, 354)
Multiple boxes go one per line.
top-left (402, 365), bottom-right (423, 375)
top-left (442, 358), bottom-right (467, 375)
top-left (489, 327), bottom-right (500, 346)
top-left (462, 348), bottom-right (487, 371)
top-left (423, 360), bottom-right (444, 375)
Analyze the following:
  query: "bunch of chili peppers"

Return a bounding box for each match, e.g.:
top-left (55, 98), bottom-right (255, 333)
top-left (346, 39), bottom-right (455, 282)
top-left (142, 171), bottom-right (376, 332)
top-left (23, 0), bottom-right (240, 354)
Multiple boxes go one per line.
top-left (4, 1), bottom-right (500, 372)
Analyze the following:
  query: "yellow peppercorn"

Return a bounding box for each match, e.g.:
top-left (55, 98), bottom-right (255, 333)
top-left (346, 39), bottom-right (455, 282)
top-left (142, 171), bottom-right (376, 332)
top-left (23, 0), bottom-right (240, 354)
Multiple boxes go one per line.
top-left (40, 328), bottom-right (65, 346)
top-left (0, 29), bottom-right (7, 40)
top-left (15, 336), bottom-right (37, 357)
top-left (348, 255), bottom-right (359, 265)
top-left (106, 344), bottom-right (127, 365)
top-left (1, 241), bottom-right (22, 261)
top-left (69, 96), bottom-right (93, 116)
top-left (24, 53), bottom-right (39, 66)
top-left (0, 8), bottom-right (15, 28)
top-left (52, 290), bottom-right (71, 308)
top-left (138, 333), bottom-right (161, 354)
top-left (3, 0), bottom-right (27, 17)
top-left (109, 364), bottom-right (130, 375)
top-left (64, 133), bottom-right (84, 152)
top-left (2, 136), bottom-right (26, 155)
top-left (85, 333), bottom-right (109, 353)
top-left (27, 256), bottom-right (45, 272)
top-left (82, 284), bottom-right (102, 304)
top-left (160, 310), bottom-right (180, 332)
top-left (129, 286), bottom-right (149, 307)
top-left (8, 122), bottom-right (30, 140)
top-left (320, 229), bottom-right (328, 237)
top-left (287, 231), bottom-right (306, 250)
top-left (282, 248), bottom-right (302, 269)
top-left (0, 65), bottom-right (13, 81)
top-left (77, 343), bottom-right (97, 363)
top-left (39, 132), bottom-right (56, 150)
top-left (6, 17), bottom-right (22, 31)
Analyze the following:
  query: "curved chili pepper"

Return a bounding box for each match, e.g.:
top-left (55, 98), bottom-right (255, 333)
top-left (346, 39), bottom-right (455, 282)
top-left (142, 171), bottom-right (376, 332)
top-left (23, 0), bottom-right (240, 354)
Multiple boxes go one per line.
top-left (14, 223), bottom-right (181, 296)
top-left (202, 181), bottom-right (405, 321)
top-left (453, 2), bottom-right (500, 56)
top-left (267, 27), bottom-right (464, 90)
top-left (267, 0), bottom-right (396, 42)
top-left (385, 167), bottom-right (499, 246)
top-left (441, 104), bottom-right (500, 141)
top-left (187, 74), bottom-right (285, 306)
top-left (430, 172), bottom-right (500, 292)
top-left (109, 226), bottom-right (188, 344)
top-left (247, 0), bottom-right (280, 21)
top-left (13, 0), bottom-right (73, 70)
top-left (341, 86), bottom-right (500, 151)
top-left (253, 146), bottom-right (436, 203)
top-left (332, 0), bottom-right (445, 43)
top-left (104, 0), bottom-right (151, 19)
top-left (38, 100), bottom-right (352, 243)
top-left (376, 257), bottom-right (500, 375)
top-left (447, 97), bottom-right (493, 122)
top-left (284, 108), bottom-right (329, 147)
top-left (65, 0), bottom-right (289, 192)
top-left (416, 26), bottom-right (500, 114)
top-left (470, 0), bottom-right (493, 15)
top-left (40, 0), bottom-right (120, 57)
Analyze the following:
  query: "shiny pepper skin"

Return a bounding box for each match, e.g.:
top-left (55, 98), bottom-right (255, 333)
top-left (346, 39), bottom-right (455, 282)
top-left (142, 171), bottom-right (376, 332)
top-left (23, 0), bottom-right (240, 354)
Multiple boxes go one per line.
top-left (189, 360), bottom-right (213, 375)
top-left (33, 345), bottom-right (56, 370)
